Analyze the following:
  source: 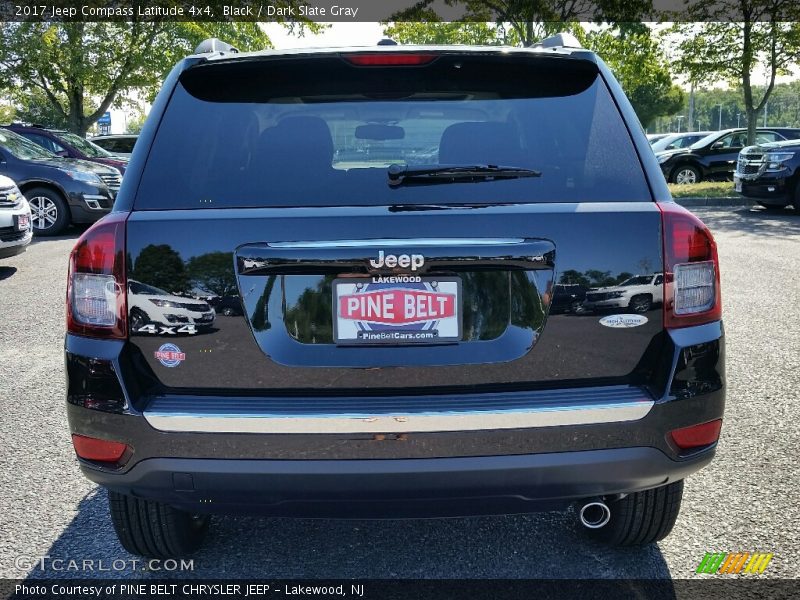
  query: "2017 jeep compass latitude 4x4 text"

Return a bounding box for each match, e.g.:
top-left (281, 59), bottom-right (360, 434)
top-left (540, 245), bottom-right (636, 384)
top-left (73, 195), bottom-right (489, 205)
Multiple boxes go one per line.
top-left (65, 35), bottom-right (725, 558)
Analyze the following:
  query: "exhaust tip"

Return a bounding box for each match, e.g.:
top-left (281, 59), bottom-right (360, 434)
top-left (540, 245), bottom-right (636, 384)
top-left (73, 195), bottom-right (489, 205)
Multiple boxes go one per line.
top-left (579, 500), bottom-right (611, 529)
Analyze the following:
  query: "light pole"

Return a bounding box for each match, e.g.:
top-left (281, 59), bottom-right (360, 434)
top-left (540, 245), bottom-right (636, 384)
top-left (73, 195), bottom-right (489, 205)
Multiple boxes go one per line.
top-left (676, 115), bottom-right (684, 132)
top-left (737, 113), bottom-right (741, 127)
top-left (717, 104), bottom-right (723, 130)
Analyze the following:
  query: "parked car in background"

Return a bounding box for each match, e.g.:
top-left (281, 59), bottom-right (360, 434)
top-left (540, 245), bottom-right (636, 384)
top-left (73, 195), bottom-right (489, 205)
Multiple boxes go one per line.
top-left (128, 280), bottom-right (216, 333)
top-left (550, 284), bottom-right (588, 314)
top-left (0, 174), bottom-right (32, 258)
top-left (213, 295), bottom-right (244, 316)
top-left (650, 132), bottom-right (712, 154)
top-left (0, 129), bottom-right (118, 235)
top-left (582, 274), bottom-right (664, 314)
top-left (3, 124), bottom-right (128, 174)
top-left (657, 127), bottom-right (800, 184)
top-left (91, 134), bottom-right (139, 158)
top-left (734, 138), bottom-right (800, 212)
top-left (647, 133), bottom-right (670, 145)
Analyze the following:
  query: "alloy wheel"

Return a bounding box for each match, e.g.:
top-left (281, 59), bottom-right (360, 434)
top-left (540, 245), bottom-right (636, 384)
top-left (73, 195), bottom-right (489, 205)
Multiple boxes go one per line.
top-left (28, 196), bottom-right (59, 231)
top-left (675, 168), bottom-right (698, 185)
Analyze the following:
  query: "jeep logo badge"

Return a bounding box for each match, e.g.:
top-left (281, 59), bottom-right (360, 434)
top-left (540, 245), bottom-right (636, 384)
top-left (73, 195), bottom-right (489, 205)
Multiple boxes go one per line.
top-left (369, 250), bottom-right (425, 271)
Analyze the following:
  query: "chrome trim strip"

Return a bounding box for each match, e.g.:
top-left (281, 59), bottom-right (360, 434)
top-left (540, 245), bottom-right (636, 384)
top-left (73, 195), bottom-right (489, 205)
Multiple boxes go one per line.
top-left (267, 238), bottom-right (525, 249)
top-left (144, 399), bottom-right (654, 434)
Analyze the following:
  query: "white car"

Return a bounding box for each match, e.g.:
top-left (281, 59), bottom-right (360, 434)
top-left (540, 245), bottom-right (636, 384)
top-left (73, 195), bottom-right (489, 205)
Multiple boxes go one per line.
top-left (582, 274), bottom-right (664, 314)
top-left (128, 279), bottom-right (215, 333)
top-left (0, 175), bottom-right (33, 259)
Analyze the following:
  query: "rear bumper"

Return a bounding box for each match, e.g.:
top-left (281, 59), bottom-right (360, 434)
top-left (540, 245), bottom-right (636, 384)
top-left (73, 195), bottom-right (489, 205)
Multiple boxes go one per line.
top-left (81, 446), bottom-right (713, 517)
top-left (66, 320), bottom-right (725, 516)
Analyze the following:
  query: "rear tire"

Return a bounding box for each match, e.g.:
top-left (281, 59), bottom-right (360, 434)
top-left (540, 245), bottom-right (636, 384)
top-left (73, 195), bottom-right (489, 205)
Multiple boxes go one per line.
top-left (588, 480), bottom-right (684, 546)
top-left (108, 491), bottom-right (210, 558)
top-left (25, 187), bottom-right (70, 236)
top-left (792, 183), bottom-right (800, 214)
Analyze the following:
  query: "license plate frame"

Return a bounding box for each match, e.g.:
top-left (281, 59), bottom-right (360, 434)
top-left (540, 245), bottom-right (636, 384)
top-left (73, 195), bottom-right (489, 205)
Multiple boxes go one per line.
top-left (333, 276), bottom-right (462, 346)
top-left (15, 214), bottom-right (30, 232)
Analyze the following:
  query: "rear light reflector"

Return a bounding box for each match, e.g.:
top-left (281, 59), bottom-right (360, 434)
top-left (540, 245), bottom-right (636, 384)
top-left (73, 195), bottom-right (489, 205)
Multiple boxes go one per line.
top-left (673, 262), bottom-right (716, 314)
top-left (71, 434), bottom-right (129, 463)
top-left (67, 212), bottom-right (128, 339)
top-left (669, 419), bottom-right (722, 450)
top-left (71, 273), bottom-right (118, 326)
top-left (658, 202), bottom-right (721, 328)
top-left (344, 53), bottom-right (437, 66)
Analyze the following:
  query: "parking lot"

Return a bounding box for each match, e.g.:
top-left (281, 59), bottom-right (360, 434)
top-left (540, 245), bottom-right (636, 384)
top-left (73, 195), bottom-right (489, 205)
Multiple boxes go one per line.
top-left (0, 206), bottom-right (798, 579)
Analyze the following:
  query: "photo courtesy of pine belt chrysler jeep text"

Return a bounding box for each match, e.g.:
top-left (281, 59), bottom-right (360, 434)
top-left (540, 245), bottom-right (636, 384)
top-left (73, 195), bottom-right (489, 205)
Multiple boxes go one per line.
top-left (65, 34), bottom-right (725, 558)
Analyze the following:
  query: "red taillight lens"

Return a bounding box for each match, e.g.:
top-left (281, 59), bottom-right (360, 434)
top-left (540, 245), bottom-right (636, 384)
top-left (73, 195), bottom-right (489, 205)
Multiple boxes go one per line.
top-left (71, 434), bottom-right (129, 463)
top-left (67, 212), bottom-right (128, 339)
top-left (659, 202), bottom-right (722, 328)
top-left (343, 53), bottom-right (437, 66)
top-left (669, 419), bottom-right (722, 450)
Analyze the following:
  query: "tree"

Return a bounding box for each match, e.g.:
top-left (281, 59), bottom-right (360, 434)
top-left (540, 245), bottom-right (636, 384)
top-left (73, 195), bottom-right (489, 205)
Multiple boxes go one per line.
top-left (186, 252), bottom-right (238, 298)
top-left (388, 0), bottom-right (653, 47)
top-left (126, 111), bottom-right (148, 135)
top-left (670, 1), bottom-right (800, 144)
top-left (384, 12), bottom-right (512, 45)
top-left (0, 101), bottom-right (14, 124)
top-left (584, 28), bottom-right (684, 128)
top-left (0, 19), bottom-right (317, 135)
top-left (131, 244), bottom-right (190, 294)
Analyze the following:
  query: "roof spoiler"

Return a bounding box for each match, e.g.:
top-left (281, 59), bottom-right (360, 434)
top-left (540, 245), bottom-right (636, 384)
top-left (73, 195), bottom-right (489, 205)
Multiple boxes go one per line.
top-left (194, 38), bottom-right (239, 55)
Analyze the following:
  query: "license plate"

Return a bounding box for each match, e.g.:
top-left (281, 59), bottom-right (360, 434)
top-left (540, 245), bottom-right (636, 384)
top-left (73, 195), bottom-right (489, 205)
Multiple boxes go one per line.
top-left (734, 177), bottom-right (742, 193)
top-left (15, 214), bottom-right (29, 231)
top-left (333, 276), bottom-right (461, 345)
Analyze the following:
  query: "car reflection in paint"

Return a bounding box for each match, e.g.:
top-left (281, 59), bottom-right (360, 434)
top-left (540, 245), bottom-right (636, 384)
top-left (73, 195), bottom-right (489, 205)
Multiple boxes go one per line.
top-left (582, 274), bottom-right (663, 314)
top-left (127, 279), bottom-right (216, 333)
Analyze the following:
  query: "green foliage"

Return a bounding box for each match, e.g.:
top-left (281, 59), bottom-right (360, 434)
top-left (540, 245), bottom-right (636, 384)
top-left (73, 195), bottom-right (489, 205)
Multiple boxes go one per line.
top-left (126, 111), bottom-right (148, 135)
top-left (0, 20), bottom-right (315, 135)
top-left (584, 28), bottom-right (683, 128)
top-left (384, 12), bottom-right (514, 45)
top-left (388, 1), bottom-right (653, 46)
top-left (186, 252), bottom-right (238, 298)
top-left (0, 102), bottom-right (15, 124)
top-left (131, 245), bottom-right (191, 294)
top-left (669, 3), bottom-right (800, 143)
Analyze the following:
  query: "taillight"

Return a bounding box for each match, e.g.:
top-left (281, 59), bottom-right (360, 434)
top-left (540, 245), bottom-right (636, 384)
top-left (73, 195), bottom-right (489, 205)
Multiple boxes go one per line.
top-left (659, 202), bottom-right (721, 328)
top-left (67, 212), bottom-right (128, 339)
top-left (71, 434), bottom-right (129, 464)
top-left (343, 53), bottom-right (437, 66)
top-left (668, 419), bottom-right (723, 450)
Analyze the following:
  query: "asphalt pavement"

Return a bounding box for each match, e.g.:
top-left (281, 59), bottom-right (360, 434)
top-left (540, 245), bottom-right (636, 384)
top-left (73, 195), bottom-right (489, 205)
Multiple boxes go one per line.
top-left (0, 207), bottom-right (798, 580)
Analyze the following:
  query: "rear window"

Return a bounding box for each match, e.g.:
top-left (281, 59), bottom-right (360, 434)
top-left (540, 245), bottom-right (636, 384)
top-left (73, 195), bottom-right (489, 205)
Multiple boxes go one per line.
top-left (135, 53), bottom-right (650, 209)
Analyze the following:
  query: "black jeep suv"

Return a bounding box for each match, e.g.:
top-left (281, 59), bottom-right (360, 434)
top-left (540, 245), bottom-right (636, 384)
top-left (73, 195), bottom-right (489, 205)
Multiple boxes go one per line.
top-left (734, 139), bottom-right (800, 211)
top-left (657, 127), bottom-right (800, 184)
top-left (65, 35), bottom-right (725, 558)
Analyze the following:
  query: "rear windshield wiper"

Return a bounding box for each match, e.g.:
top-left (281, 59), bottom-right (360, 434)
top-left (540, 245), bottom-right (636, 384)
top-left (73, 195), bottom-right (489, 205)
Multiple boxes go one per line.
top-left (387, 164), bottom-right (541, 187)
